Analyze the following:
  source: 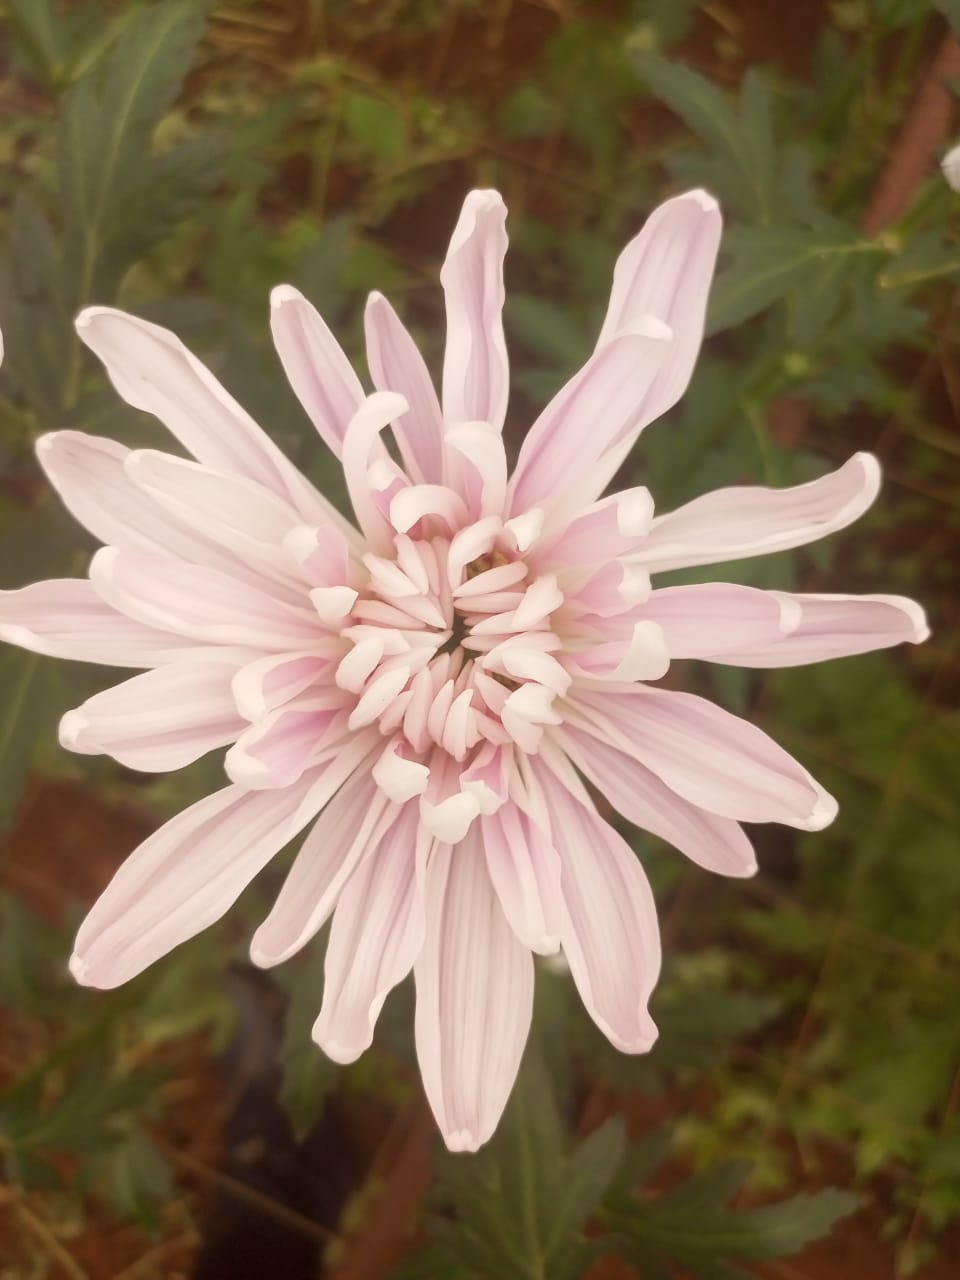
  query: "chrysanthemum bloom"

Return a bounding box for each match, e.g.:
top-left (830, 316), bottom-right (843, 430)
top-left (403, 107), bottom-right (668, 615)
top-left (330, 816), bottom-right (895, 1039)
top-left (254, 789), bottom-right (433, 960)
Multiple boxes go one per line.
top-left (0, 190), bottom-right (927, 1150)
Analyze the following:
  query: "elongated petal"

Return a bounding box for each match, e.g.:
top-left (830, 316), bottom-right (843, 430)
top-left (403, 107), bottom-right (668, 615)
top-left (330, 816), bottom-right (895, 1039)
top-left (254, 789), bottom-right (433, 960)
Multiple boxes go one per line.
top-left (250, 754), bottom-right (392, 965)
top-left (59, 656), bottom-right (249, 772)
top-left (365, 291), bottom-right (445, 483)
top-left (720, 592), bottom-right (930, 667)
top-left (313, 804), bottom-right (426, 1062)
top-left (232, 650), bottom-right (332, 721)
top-left (224, 700), bottom-right (343, 789)
top-left (559, 725), bottom-right (756, 877)
top-left (570, 686), bottom-right (837, 830)
top-left (89, 547), bottom-right (319, 649)
top-left (75, 307), bottom-right (349, 534)
top-left (633, 453), bottom-right (881, 574)
top-left (340, 392), bottom-right (411, 551)
top-left (124, 449), bottom-right (304, 595)
top-left (70, 771), bottom-right (333, 988)
top-left (481, 803), bottom-right (563, 954)
top-left (35, 432), bottom-right (209, 558)
top-left (414, 830), bottom-right (533, 1152)
top-left (270, 285), bottom-right (367, 457)
top-left (595, 189), bottom-right (721, 424)
top-left (508, 321), bottom-right (673, 520)
top-left (440, 190), bottom-right (510, 431)
top-left (636, 584), bottom-right (796, 660)
top-left (533, 757), bottom-right (661, 1052)
top-left (537, 487), bottom-right (654, 567)
top-left (0, 579), bottom-right (202, 667)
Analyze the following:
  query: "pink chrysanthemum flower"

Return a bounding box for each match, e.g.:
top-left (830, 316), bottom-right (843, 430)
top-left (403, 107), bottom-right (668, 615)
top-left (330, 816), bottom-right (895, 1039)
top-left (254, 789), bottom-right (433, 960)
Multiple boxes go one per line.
top-left (0, 190), bottom-right (927, 1151)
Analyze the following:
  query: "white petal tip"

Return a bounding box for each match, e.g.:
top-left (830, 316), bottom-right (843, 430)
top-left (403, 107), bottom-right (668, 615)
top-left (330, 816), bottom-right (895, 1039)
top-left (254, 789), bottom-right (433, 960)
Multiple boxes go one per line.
top-left (804, 790), bottom-right (839, 832)
top-left (420, 794), bottom-right (481, 844)
top-left (900, 598), bottom-right (931, 644)
top-left (223, 747), bottom-right (271, 788)
top-left (465, 188), bottom-right (506, 213)
top-left (58, 709), bottom-right (90, 751)
top-left (0, 623), bottom-right (38, 649)
top-left (444, 1128), bottom-right (484, 1154)
top-left (68, 952), bottom-right (109, 987)
top-left (270, 284), bottom-right (304, 309)
top-left (373, 746), bottom-right (429, 803)
top-left (312, 1030), bottom-right (366, 1065)
top-left (74, 305), bottom-right (122, 334)
top-left (684, 188), bottom-right (720, 213)
top-left (89, 545), bottom-right (120, 583)
top-left (777, 595), bottom-right (803, 635)
top-left (309, 585), bottom-right (358, 622)
top-left (630, 315), bottom-right (674, 342)
top-left (34, 434), bottom-right (56, 456)
top-left (853, 451), bottom-right (882, 495)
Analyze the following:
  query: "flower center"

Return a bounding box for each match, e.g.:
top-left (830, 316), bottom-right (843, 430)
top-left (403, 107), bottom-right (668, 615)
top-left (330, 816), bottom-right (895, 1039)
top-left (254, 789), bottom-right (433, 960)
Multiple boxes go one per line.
top-left (331, 520), bottom-right (570, 765)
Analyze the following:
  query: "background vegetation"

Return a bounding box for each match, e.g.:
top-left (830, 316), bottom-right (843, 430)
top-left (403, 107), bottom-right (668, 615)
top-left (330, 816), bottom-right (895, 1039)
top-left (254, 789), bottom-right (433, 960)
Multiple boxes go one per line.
top-left (0, 1), bottom-right (957, 1276)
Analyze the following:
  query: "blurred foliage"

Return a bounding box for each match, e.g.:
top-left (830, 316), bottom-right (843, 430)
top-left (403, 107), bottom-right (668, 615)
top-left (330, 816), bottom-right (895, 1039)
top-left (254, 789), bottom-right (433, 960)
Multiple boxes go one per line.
top-left (0, 0), bottom-right (957, 1274)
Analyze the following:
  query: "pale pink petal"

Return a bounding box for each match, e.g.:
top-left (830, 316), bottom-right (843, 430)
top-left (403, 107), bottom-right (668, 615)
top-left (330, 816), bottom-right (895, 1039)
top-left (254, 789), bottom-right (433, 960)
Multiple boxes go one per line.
top-left (364, 291), bottom-right (445, 483)
top-left (35, 432), bottom-right (211, 559)
top-left (440, 190), bottom-right (510, 431)
top-left (313, 804), bottom-right (426, 1062)
top-left (481, 804), bottom-right (563, 954)
top-left (633, 453), bottom-right (881, 574)
top-left (59, 655), bottom-right (249, 772)
top-left (445, 421), bottom-right (508, 518)
top-left (720, 592), bottom-right (930, 667)
top-left (414, 830), bottom-right (533, 1152)
top-left (70, 770), bottom-right (333, 988)
top-left (89, 547), bottom-right (319, 649)
top-left (340, 392), bottom-right (411, 551)
top-left (565, 621), bottom-right (670, 683)
top-left (75, 306), bottom-right (350, 534)
top-left (533, 756), bottom-right (661, 1053)
top-left (284, 523), bottom-right (352, 587)
top-left (125, 448), bottom-right (297, 544)
top-left (0, 579), bottom-right (202, 667)
top-left (570, 686), bottom-right (837, 831)
top-left (508, 321), bottom-right (673, 521)
top-left (232, 651), bottom-right (332, 721)
top-left (632, 584), bottom-right (796, 660)
top-left (558, 725), bottom-right (756, 877)
top-left (224, 699), bottom-right (346, 789)
top-left (250, 759), bottom-right (393, 966)
top-left (595, 190), bottom-right (722, 425)
top-left (537, 487), bottom-right (654, 566)
top-left (269, 285), bottom-right (367, 457)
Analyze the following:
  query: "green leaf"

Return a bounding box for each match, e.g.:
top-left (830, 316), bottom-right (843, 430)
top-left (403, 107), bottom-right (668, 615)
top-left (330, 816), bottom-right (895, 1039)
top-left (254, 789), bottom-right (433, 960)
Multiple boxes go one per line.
top-left (499, 86), bottom-right (560, 139)
top-left (0, 893), bottom-right (66, 1009)
top-left (343, 92), bottom-right (406, 162)
top-left (5, 0), bottom-right (61, 85)
top-left (94, 1126), bottom-right (173, 1229)
top-left (632, 55), bottom-right (776, 222)
top-left (0, 649), bottom-right (46, 834)
top-left (427, 1052), bottom-right (625, 1280)
top-left (277, 938), bottom-right (337, 1140)
top-left (707, 226), bottom-right (883, 334)
top-left (57, 0), bottom-right (211, 307)
top-left (608, 1157), bottom-right (860, 1276)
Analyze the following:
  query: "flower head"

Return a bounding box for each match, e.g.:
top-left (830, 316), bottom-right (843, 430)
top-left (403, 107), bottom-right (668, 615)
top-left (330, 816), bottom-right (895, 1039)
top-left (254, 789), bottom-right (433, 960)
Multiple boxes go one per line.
top-left (0, 189), bottom-right (927, 1151)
